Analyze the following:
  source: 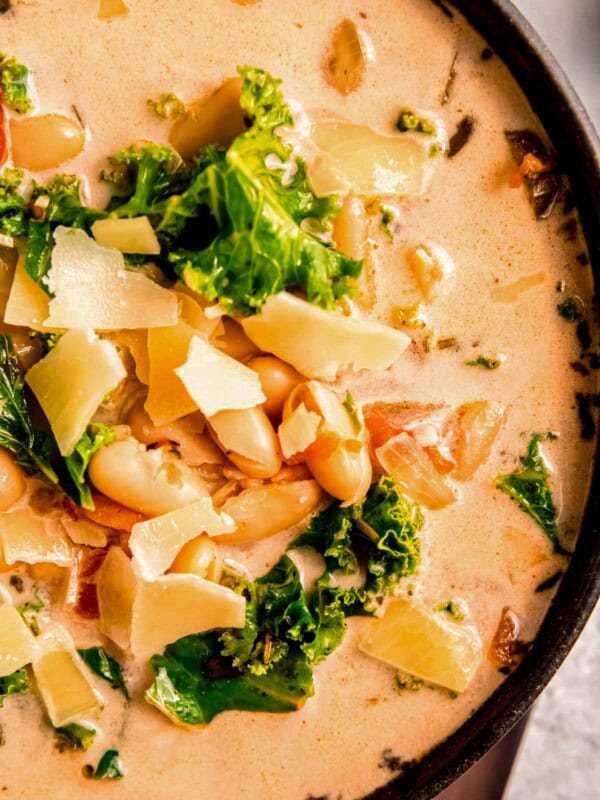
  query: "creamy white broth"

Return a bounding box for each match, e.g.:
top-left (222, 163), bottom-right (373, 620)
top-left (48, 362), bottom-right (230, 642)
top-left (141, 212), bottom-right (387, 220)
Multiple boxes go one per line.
top-left (0, 0), bottom-right (598, 798)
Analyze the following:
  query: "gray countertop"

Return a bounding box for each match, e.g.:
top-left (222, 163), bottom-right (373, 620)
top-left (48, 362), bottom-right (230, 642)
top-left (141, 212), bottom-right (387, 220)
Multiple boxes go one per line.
top-left (504, 2), bottom-right (599, 798)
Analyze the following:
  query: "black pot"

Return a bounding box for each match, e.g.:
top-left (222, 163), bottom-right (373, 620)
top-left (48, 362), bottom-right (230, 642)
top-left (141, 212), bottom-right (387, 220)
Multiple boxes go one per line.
top-left (365, 1), bottom-right (600, 798)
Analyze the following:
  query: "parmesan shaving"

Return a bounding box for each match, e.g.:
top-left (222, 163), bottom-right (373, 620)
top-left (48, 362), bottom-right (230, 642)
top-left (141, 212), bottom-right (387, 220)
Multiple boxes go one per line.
top-left (145, 322), bottom-right (199, 425)
top-left (175, 336), bottom-right (265, 418)
top-left (96, 546), bottom-right (137, 650)
top-left (25, 328), bottom-right (126, 456)
top-left (44, 227), bottom-right (178, 329)
top-left (278, 402), bottom-right (321, 459)
top-left (3, 252), bottom-right (51, 330)
top-left (241, 292), bottom-right (410, 381)
top-left (0, 604), bottom-right (36, 678)
top-left (32, 625), bottom-right (102, 727)
top-left (0, 508), bottom-right (73, 567)
top-left (130, 573), bottom-right (246, 656)
top-left (130, 497), bottom-right (235, 581)
top-left (91, 216), bottom-right (161, 254)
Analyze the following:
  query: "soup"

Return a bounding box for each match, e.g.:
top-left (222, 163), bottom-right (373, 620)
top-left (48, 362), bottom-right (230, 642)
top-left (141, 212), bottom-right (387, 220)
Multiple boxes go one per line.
top-left (0, 1), bottom-right (597, 799)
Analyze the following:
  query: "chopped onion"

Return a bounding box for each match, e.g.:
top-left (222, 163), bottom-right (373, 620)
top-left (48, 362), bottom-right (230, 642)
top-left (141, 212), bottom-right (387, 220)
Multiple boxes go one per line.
top-left (376, 432), bottom-right (456, 509)
top-left (446, 401), bottom-right (506, 481)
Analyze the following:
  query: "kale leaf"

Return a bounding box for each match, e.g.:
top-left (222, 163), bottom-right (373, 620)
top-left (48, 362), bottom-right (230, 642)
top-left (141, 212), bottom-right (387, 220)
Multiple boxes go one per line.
top-left (495, 433), bottom-right (566, 553)
top-left (292, 476), bottom-right (422, 613)
top-left (89, 749), bottom-right (125, 780)
top-left (25, 175), bottom-right (106, 290)
top-left (65, 425), bottom-right (116, 510)
top-left (77, 646), bottom-right (128, 698)
top-left (146, 555), bottom-right (343, 725)
top-left (0, 668), bottom-right (29, 707)
top-left (146, 630), bottom-right (314, 726)
top-left (465, 354), bottom-right (502, 369)
top-left (0, 334), bottom-right (58, 483)
top-left (54, 722), bottom-right (96, 752)
top-left (146, 478), bottom-right (421, 727)
top-left (171, 66), bottom-right (361, 313)
top-left (0, 168), bottom-right (28, 237)
top-left (0, 53), bottom-right (33, 113)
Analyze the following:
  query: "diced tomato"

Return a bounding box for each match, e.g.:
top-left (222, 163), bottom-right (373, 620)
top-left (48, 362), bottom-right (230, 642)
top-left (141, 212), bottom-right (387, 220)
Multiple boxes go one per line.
top-left (425, 445), bottom-right (456, 475)
top-left (75, 548), bottom-right (109, 621)
top-left (520, 152), bottom-right (546, 178)
top-left (64, 492), bottom-right (146, 533)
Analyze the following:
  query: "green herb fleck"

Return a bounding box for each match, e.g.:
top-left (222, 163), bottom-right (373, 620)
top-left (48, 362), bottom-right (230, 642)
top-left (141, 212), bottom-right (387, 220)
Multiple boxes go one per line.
top-left (17, 596), bottom-right (44, 635)
top-left (342, 391), bottom-right (362, 433)
top-left (557, 297), bottom-right (580, 321)
top-left (393, 304), bottom-right (427, 330)
top-left (64, 425), bottom-right (116, 510)
top-left (394, 672), bottom-right (424, 693)
top-left (0, 668), bottom-right (30, 707)
top-left (0, 53), bottom-right (33, 113)
top-left (396, 108), bottom-right (435, 135)
top-left (379, 206), bottom-right (395, 241)
top-left (55, 723), bottom-right (96, 752)
top-left (495, 433), bottom-right (566, 553)
top-left (147, 92), bottom-right (186, 119)
top-left (88, 749), bottom-right (125, 780)
top-left (437, 601), bottom-right (464, 621)
top-left (465, 354), bottom-right (502, 369)
top-left (429, 143), bottom-right (441, 157)
top-left (78, 647), bottom-right (128, 698)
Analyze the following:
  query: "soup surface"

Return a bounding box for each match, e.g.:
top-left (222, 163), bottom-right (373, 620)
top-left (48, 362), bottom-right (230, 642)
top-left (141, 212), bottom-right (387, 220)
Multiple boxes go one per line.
top-left (0, 1), bottom-right (598, 799)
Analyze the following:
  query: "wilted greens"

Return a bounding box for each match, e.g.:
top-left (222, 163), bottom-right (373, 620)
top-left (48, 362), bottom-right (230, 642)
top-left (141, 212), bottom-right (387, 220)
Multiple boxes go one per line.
top-left (1, 66), bottom-right (360, 314)
top-left (0, 53), bottom-right (33, 113)
top-left (77, 646), bottom-right (128, 698)
top-left (0, 668), bottom-right (29, 707)
top-left (146, 477), bottom-right (422, 725)
top-left (495, 433), bottom-right (566, 553)
top-left (65, 425), bottom-right (116, 510)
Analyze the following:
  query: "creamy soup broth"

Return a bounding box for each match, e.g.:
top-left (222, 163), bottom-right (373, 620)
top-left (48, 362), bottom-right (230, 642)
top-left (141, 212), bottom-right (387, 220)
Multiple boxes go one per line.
top-left (0, 1), bottom-right (597, 798)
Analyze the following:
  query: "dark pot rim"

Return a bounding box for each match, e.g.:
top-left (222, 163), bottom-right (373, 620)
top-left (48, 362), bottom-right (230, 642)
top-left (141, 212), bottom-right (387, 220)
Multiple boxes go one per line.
top-left (365, 1), bottom-right (600, 798)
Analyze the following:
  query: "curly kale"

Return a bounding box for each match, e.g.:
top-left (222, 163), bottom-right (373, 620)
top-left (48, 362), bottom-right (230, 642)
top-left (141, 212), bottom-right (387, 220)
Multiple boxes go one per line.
top-left (495, 433), bottom-right (566, 553)
top-left (0, 53), bottom-right (33, 113)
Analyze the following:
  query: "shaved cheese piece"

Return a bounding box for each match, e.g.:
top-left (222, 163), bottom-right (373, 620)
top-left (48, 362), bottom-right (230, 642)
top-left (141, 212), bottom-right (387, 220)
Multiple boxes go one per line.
top-left (62, 517), bottom-right (109, 548)
top-left (174, 286), bottom-right (221, 338)
top-left (114, 329), bottom-right (150, 383)
top-left (25, 328), bottom-right (126, 455)
top-left (0, 508), bottom-right (73, 567)
top-left (96, 546), bottom-right (136, 650)
top-left (278, 402), bottom-right (321, 459)
top-left (3, 252), bottom-right (51, 330)
top-left (0, 604), bottom-right (36, 678)
top-left (32, 625), bottom-right (102, 726)
top-left (44, 227), bottom-right (178, 329)
top-left (91, 216), bottom-right (160, 255)
top-left (242, 293), bottom-right (410, 381)
top-left (145, 323), bottom-right (198, 425)
top-left (175, 336), bottom-right (265, 418)
top-left (130, 497), bottom-right (235, 580)
top-left (130, 573), bottom-right (246, 656)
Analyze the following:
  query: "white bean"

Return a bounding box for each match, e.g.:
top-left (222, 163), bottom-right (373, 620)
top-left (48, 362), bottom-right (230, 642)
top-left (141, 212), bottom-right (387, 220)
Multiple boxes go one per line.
top-left (88, 437), bottom-right (209, 516)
